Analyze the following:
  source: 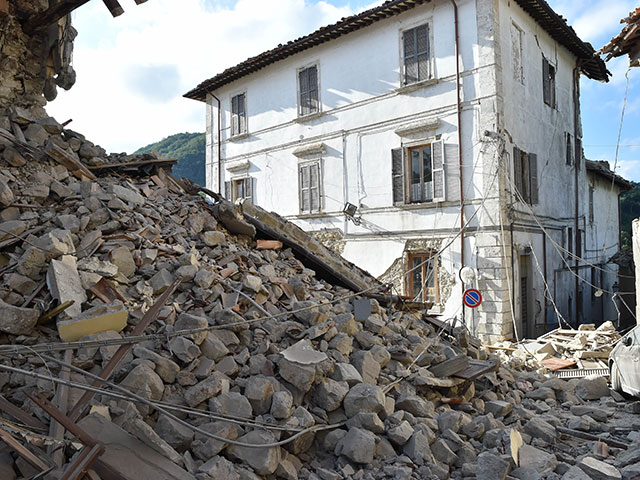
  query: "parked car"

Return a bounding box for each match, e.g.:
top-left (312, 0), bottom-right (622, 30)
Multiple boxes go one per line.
top-left (609, 325), bottom-right (640, 397)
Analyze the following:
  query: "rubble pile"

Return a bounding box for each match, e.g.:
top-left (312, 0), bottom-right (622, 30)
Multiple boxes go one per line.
top-left (490, 323), bottom-right (621, 375)
top-left (0, 106), bottom-right (639, 480)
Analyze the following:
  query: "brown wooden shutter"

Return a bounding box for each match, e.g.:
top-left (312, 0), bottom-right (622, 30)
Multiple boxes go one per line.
top-left (432, 139), bottom-right (446, 202)
top-left (392, 148), bottom-right (405, 204)
top-left (513, 146), bottom-right (523, 199)
top-left (224, 181), bottom-right (231, 200)
top-left (528, 153), bottom-right (538, 204)
top-left (521, 152), bottom-right (531, 203)
top-left (308, 66), bottom-right (319, 114)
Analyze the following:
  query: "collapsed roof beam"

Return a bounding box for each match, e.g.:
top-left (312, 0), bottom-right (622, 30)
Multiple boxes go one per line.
top-left (24, 0), bottom-right (91, 33)
top-left (102, 0), bottom-right (124, 17)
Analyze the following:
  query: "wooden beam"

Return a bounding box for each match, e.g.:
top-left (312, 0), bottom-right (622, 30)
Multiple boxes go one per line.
top-left (24, 0), bottom-right (91, 33)
top-left (134, 0), bottom-right (148, 3)
top-left (0, 425), bottom-right (50, 471)
top-left (102, 0), bottom-right (124, 17)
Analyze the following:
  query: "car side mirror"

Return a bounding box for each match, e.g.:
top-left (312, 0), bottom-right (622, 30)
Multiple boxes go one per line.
top-left (624, 336), bottom-right (633, 347)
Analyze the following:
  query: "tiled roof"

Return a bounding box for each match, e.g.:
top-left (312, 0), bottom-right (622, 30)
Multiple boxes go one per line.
top-left (600, 7), bottom-right (640, 64)
top-left (184, 0), bottom-right (609, 102)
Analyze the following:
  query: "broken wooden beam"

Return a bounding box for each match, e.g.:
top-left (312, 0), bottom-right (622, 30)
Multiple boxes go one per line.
top-left (556, 426), bottom-right (629, 449)
top-left (24, 0), bottom-right (91, 33)
top-left (67, 279), bottom-right (181, 421)
top-left (102, 0), bottom-right (124, 17)
top-left (49, 350), bottom-right (72, 468)
top-left (0, 423), bottom-right (50, 472)
top-left (428, 354), bottom-right (470, 378)
top-left (0, 394), bottom-right (46, 430)
top-left (61, 444), bottom-right (103, 480)
top-left (44, 142), bottom-right (96, 181)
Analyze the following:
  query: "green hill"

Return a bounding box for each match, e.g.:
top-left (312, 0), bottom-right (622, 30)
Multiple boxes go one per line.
top-left (621, 181), bottom-right (640, 251)
top-left (135, 132), bottom-right (205, 186)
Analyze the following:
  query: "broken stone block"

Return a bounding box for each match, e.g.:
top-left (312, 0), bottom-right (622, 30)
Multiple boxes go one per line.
top-left (3, 146), bottom-right (25, 167)
top-left (397, 393), bottom-right (434, 418)
top-left (7, 273), bottom-right (37, 296)
top-left (110, 184), bottom-right (145, 205)
top-left (227, 430), bottom-right (281, 475)
top-left (476, 451), bottom-right (510, 480)
top-left (111, 246), bottom-right (136, 278)
top-left (314, 378), bottom-right (349, 412)
top-left (244, 375), bottom-right (275, 415)
top-left (342, 383), bottom-right (385, 418)
top-left (23, 123), bottom-right (49, 145)
top-left (335, 427), bottom-right (376, 464)
top-left (271, 390), bottom-right (293, 419)
top-left (47, 254), bottom-right (86, 318)
top-left (576, 376), bottom-right (610, 401)
top-left (243, 274), bottom-right (262, 292)
top-left (330, 362), bottom-right (363, 386)
top-left (524, 416), bottom-right (557, 444)
top-left (402, 431), bottom-right (434, 465)
top-left (202, 230), bottom-right (225, 247)
top-left (346, 412), bottom-right (384, 433)
top-left (120, 364), bottom-right (164, 404)
top-left (562, 465), bottom-right (592, 480)
top-left (279, 358), bottom-right (315, 392)
top-left (155, 415), bottom-right (194, 453)
top-left (0, 179), bottom-right (14, 207)
top-left (131, 419), bottom-right (183, 466)
top-left (184, 374), bottom-right (229, 407)
top-left (0, 299), bottom-right (39, 335)
top-left (56, 214), bottom-right (80, 233)
top-left (198, 456), bottom-right (239, 480)
top-left (194, 268), bottom-right (217, 289)
top-left (37, 229), bottom-right (75, 258)
top-left (200, 333), bottom-right (229, 361)
top-left (174, 313), bottom-right (208, 345)
top-left (387, 420), bottom-right (414, 446)
top-left (168, 336), bottom-right (200, 363)
top-left (432, 438), bottom-right (458, 465)
top-left (0, 219), bottom-right (25, 241)
top-left (485, 400), bottom-right (513, 418)
top-left (150, 269), bottom-right (175, 294)
top-left (578, 457), bottom-right (621, 480)
top-left (133, 345), bottom-right (180, 384)
top-left (350, 350), bottom-right (380, 384)
top-left (192, 421), bottom-right (240, 460)
top-left (209, 391), bottom-right (252, 418)
top-left (518, 444), bottom-right (558, 473)
top-left (57, 301), bottom-right (127, 342)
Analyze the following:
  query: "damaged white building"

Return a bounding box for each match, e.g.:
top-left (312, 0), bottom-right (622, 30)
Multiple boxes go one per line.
top-left (186, 0), bottom-right (629, 342)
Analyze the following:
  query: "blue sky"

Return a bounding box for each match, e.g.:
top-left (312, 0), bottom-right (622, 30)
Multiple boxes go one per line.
top-left (47, 0), bottom-right (639, 181)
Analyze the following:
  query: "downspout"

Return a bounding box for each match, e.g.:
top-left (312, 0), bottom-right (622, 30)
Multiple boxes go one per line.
top-left (207, 90), bottom-right (223, 195)
top-left (450, 0), bottom-right (465, 296)
top-left (542, 229), bottom-right (547, 330)
top-left (573, 67), bottom-right (580, 327)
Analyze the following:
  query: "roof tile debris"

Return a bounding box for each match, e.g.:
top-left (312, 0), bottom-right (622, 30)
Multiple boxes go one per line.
top-left (600, 7), bottom-right (640, 65)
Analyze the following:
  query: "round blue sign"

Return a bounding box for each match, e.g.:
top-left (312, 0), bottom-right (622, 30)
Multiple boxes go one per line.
top-left (463, 289), bottom-right (482, 308)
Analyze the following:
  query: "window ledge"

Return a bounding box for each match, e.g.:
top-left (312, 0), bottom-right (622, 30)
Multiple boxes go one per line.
top-left (229, 133), bottom-right (250, 142)
top-left (297, 212), bottom-right (325, 219)
top-left (392, 200), bottom-right (450, 210)
top-left (295, 111), bottom-right (324, 123)
top-left (395, 78), bottom-right (438, 94)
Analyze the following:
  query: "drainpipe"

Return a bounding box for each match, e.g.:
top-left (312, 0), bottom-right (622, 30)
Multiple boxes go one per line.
top-left (573, 67), bottom-right (580, 327)
top-left (207, 90), bottom-right (223, 195)
top-left (450, 0), bottom-right (465, 300)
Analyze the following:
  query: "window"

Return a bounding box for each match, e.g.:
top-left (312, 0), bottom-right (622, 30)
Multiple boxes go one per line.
top-left (298, 65), bottom-right (319, 117)
top-left (231, 93), bottom-right (247, 136)
top-left (224, 177), bottom-right (254, 203)
top-left (542, 56), bottom-right (556, 107)
top-left (588, 186), bottom-right (594, 223)
top-left (565, 133), bottom-right (573, 166)
top-left (391, 140), bottom-right (446, 205)
top-left (402, 23), bottom-right (430, 85)
top-left (567, 227), bottom-right (573, 255)
top-left (407, 252), bottom-right (439, 304)
top-left (299, 162), bottom-right (321, 214)
top-left (513, 147), bottom-right (538, 204)
top-left (511, 23), bottom-right (524, 84)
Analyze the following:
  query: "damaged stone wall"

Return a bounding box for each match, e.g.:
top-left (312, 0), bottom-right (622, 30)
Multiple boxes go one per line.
top-left (378, 238), bottom-right (454, 309)
top-left (310, 229), bottom-right (346, 255)
top-left (0, 1), bottom-right (77, 115)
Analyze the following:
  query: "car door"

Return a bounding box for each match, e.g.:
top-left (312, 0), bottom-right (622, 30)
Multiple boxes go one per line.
top-left (626, 329), bottom-right (640, 396)
top-left (615, 328), bottom-right (637, 391)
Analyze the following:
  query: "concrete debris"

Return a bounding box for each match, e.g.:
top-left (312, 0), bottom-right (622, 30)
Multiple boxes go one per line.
top-left (0, 103), bottom-right (636, 480)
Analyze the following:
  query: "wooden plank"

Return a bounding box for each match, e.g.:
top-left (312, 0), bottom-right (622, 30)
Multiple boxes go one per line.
top-left (87, 158), bottom-right (177, 171)
top-left (24, 0), bottom-right (91, 33)
top-left (67, 279), bottom-right (181, 422)
top-left (45, 143), bottom-right (96, 181)
top-left (429, 354), bottom-right (470, 378)
top-left (454, 359), bottom-right (499, 380)
top-left (0, 395), bottom-right (46, 430)
top-left (0, 426), bottom-right (49, 471)
top-left (49, 350), bottom-right (72, 468)
top-left (556, 426), bottom-right (629, 449)
top-left (102, 0), bottom-right (124, 17)
top-left (62, 444), bottom-right (104, 480)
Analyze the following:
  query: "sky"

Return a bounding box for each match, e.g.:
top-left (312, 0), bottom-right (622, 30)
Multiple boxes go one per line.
top-left (47, 0), bottom-right (639, 181)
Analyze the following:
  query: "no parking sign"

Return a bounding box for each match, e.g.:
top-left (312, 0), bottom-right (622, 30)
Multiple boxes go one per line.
top-left (463, 289), bottom-right (482, 308)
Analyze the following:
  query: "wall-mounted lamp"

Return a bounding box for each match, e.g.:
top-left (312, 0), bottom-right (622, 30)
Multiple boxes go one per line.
top-left (343, 202), bottom-right (361, 225)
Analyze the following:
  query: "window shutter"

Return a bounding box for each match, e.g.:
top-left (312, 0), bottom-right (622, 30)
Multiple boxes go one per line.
top-left (403, 29), bottom-right (417, 85)
top-left (432, 139), bottom-right (446, 202)
top-left (513, 146), bottom-right (523, 199)
top-left (308, 66), bottom-right (319, 113)
top-left (575, 137), bottom-right (582, 168)
top-left (416, 24), bottom-right (429, 81)
top-left (231, 96), bottom-right (239, 136)
top-left (244, 177), bottom-right (253, 203)
top-left (299, 69), bottom-right (308, 116)
top-left (542, 57), bottom-right (550, 105)
top-left (391, 148), bottom-right (405, 204)
top-left (589, 186), bottom-right (594, 223)
top-left (238, 94), bottom-right (246, 134)
top-left (521, 152), bottom-right (530, 203)
top-left (310, 162), bottom-right (320, 212)
top-left (565, 133), bottom-right (573, 165)
top-left (224, 181), bottom-right (231, 201)
top-left (528, 153), bottom-right (538, 205)
top-left (299, 165), bottom-right (309, 213)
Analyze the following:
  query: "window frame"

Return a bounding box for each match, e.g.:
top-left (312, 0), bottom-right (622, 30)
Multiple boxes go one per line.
top-left (224, 176), bottom-right (254, 203)
top-left (392, 140), bottom-right (446, 206)
top-left (511, 22), bottom-right (524, 84)
top-left (406, 252), bottom-right (439, 304)
top-left (230, 91), bottom-right (247, 137)
top-left (298, 160), bottom-right (322, 214)
top-left (400, 21), bottom-right (433, 86)
top-left (542, 56), bottom-right (556, 108)
top-left (297, 63), bottom-right (321, 118)
top-left (513, 146), bottom-right (538, 205)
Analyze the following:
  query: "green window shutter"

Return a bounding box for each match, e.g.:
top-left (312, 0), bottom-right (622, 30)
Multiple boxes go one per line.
top-left (513, 146), bottom-right (523, 199)
top-left (528, 153), bottom-right (538, 205)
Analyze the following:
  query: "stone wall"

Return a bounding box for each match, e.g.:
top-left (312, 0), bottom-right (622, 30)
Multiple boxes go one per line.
top-left (0, 1), bottom-right (76, 116)
top-left (634, 218), bottom-right (640, 324)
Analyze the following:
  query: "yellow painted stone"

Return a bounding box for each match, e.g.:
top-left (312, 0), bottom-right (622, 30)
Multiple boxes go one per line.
top-left (57, 301), bottom-right (127, 342)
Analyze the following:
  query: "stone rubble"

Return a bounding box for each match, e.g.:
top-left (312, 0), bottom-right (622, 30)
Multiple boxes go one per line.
top-left (0, 106), bottom-right (637, 479)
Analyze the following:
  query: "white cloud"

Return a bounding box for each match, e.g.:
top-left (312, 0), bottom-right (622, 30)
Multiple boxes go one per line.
top-left (47, 0), bottom-right (354, 153)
